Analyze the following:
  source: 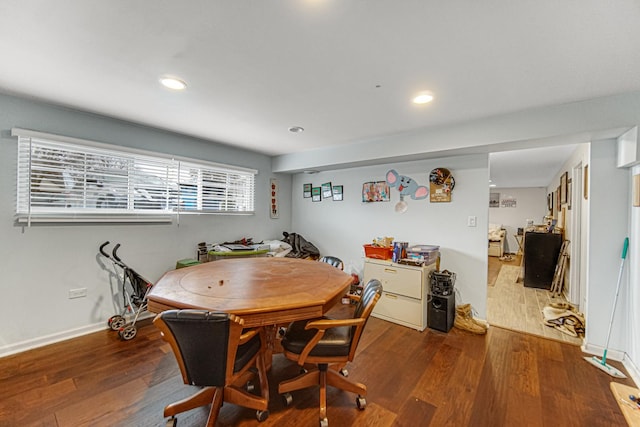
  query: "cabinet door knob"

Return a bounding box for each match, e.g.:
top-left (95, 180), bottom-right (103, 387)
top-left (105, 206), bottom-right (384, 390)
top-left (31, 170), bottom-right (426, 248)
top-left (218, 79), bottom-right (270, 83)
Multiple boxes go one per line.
top-left (384, 293), bottom-right (397, 299)
top-left (383, 268), bottom-right (397, 274)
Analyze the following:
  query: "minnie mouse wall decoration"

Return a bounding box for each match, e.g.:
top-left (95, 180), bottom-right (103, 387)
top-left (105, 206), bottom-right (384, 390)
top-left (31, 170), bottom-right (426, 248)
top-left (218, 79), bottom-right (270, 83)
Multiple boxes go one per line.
top-left (386, 169), bottom-right (429, 200)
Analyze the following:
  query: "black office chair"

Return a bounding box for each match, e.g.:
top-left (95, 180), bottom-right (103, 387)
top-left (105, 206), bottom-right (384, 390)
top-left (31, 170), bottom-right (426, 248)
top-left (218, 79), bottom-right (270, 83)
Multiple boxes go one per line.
top-left (278, 279), bottom-right (383, 427)
top-left (319, 255), bottom-right (344, 270)
top-left (154, 310), bottom-right (269, 427)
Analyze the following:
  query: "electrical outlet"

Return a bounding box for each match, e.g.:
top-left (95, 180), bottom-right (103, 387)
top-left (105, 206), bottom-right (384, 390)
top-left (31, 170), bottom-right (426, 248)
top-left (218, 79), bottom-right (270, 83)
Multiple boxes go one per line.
top-left (68, 288), bottom-right (87, 299)
top-left (467, 216), bottom-right (477, 227)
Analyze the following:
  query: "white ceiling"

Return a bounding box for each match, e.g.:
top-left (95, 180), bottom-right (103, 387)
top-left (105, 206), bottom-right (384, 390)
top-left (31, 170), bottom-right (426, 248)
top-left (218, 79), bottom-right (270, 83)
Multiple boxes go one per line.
top-left (1, 1), bottom-right (639, 185)
top-left (489, 145), bottom-right (578, 188)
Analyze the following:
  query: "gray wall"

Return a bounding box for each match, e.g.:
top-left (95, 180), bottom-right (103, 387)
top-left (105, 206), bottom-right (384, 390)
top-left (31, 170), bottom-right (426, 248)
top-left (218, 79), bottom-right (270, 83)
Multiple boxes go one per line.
top-left (0, 93), bottom-right (292, 354)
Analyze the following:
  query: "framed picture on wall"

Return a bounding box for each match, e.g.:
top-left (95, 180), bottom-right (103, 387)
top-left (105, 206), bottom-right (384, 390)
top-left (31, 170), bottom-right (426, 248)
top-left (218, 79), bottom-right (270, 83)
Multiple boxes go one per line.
top-left (321, 182), bottom-right (333, 199)
top-left (303, 183), bottom-right (312, 198)
top-left (560, 172), bottom-right (568, 204)
top-left (332, 185), bottom-right (343, 201)
top-left (311, 187), bottom-right (321, 202)
top-left (362, 181), bottom-right (390, 202)
top-left (500, 196), bottom-right (516, 208)
top-left (270, 178), bottom-right (279, 219)
top-left (489, 193), bottom-right (499, 208)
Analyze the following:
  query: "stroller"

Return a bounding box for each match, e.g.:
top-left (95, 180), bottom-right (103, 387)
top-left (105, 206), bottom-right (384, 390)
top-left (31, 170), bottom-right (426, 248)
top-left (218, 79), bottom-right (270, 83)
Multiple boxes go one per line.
top-left (99, 241), bottom-right (154, 340)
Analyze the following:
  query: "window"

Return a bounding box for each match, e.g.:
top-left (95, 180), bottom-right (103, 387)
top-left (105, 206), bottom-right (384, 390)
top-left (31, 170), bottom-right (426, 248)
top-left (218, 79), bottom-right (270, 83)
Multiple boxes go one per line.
top-left (13, 128), bottom-right (256, 223)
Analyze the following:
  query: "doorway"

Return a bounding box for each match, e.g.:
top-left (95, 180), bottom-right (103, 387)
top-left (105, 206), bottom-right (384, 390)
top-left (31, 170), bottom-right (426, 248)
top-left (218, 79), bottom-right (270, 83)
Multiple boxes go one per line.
top-left (485, 144), bottom-right (588, 345)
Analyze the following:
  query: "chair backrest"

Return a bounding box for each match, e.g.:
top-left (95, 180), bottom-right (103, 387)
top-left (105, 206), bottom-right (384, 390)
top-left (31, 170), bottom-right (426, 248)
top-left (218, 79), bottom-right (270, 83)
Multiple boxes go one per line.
top-left (154, 310), bottom-right (237, 387)
top-left (319, 255), bottom-right (344, 270)
top-left (348, 279), bottom-right (382, 360)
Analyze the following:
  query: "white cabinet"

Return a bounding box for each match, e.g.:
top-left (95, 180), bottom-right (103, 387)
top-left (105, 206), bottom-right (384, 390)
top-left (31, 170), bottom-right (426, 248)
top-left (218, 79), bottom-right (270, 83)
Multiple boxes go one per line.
top-left (363, 258), bottom-right (436, 331)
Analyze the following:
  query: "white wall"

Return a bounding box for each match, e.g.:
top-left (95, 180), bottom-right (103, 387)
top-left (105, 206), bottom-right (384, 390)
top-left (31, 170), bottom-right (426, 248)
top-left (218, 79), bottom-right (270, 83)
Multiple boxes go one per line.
top-left (583, 141), bottom-right (630, 358)
top-left (0, 94), bottom-right (292, 355)
top-left (488, 187), bottom-right (547, 253)
top-left (291, 154), bottom-right (490, 318)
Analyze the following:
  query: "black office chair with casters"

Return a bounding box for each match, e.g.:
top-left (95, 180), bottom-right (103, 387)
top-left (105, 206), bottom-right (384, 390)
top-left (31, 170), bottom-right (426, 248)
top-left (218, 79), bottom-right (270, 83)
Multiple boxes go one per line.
top-left (278, 279), bottom-right (383, 427)
top-left (319, 255), bottom-right (344, 270)
top-left (154, 310), bottom-right (269, 427)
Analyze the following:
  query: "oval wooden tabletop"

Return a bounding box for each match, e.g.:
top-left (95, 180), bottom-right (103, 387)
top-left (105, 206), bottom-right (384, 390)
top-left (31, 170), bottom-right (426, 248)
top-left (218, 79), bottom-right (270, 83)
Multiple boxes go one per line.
top-left (148, 257), bottom-right (352, 324)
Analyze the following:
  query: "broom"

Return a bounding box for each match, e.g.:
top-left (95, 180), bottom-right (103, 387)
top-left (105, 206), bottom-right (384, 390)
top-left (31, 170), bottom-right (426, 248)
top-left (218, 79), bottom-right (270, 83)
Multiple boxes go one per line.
top-left (583, 237), bottom-right (629, 378)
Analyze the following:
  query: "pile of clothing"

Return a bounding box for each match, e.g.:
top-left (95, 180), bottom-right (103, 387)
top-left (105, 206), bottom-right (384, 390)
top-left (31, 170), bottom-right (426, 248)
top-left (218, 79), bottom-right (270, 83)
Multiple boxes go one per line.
top-left (542, 302), bottom-right (585, 338)
top-left (281, 232), bottom-right (320, 260)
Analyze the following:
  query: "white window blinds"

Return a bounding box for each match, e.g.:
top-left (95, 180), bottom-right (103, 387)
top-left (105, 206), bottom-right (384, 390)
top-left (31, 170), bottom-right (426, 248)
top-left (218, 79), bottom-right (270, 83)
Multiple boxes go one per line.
top-left (13, 128), bottom-right (256, 223)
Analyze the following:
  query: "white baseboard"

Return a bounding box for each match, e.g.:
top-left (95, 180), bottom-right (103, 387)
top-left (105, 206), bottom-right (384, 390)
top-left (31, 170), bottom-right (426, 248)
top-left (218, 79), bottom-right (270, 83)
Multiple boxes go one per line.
top-left (582, 342), bottom-right (639, 387)
top-left (623, 354), bottom-right (640, 388)
top-left (0, 312), bottom-right (154, 358)
top-left (582, 342), bottom-right (625, 361)
top-left (0, 322), bottom-right (108, 358)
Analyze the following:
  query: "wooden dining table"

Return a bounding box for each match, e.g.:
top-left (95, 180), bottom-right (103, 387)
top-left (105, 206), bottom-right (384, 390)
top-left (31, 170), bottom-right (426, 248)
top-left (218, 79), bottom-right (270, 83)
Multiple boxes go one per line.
top-left (147, 257), bottom-right (353, 328)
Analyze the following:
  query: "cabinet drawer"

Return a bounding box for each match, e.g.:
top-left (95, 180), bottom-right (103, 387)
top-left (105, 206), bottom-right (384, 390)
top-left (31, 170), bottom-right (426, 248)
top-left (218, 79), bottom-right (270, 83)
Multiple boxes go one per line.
top-left (372, 291), bottom-right (423, 329)
top-left (365, 263), bottom-right (422, 299)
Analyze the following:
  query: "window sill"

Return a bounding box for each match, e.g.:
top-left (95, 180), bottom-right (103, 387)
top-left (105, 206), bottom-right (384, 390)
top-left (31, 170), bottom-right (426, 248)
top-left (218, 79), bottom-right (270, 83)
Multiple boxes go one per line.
top-left (16, 213), bottom-right (174, 224)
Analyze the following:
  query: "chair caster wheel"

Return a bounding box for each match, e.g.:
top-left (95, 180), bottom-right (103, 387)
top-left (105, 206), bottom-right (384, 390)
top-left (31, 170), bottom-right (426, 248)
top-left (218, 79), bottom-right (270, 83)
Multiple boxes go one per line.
top-left (256, 409), bottom-right (269, 422)
top-left (320, 417), bottom-right (329, 427)
top-left (339, 368), bottom-right (348, 377)
top-left (282, 392), bottom-right (293, 406)
top-left (356, 395), bottom-right (366, 410)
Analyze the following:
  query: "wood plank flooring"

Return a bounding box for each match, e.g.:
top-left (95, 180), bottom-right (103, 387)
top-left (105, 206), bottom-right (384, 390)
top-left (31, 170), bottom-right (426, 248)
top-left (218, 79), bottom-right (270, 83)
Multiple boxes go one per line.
top-left (487, 255), bottom-right (582, 345)
top-left (0, 304), bottom-right (633, 427)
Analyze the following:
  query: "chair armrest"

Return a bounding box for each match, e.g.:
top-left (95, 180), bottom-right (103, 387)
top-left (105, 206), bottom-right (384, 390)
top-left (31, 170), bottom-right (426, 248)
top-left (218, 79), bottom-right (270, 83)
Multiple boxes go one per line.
top-left (347, 293), bottom-right (361, 303)
top-left (297, 318), bottom-right (366, 364)
top-left (305, 318), bottom-right (365, 331)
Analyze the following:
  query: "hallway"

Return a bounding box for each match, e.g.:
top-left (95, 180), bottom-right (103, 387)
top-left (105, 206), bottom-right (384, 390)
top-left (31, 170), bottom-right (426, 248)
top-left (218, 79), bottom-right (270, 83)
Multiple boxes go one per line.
top-left (486, 255), bottom-right (583, 345)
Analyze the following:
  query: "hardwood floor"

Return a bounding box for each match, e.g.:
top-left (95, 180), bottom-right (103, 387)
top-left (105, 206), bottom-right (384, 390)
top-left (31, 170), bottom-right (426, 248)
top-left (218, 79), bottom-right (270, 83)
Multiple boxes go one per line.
top-left (0, 305), bottom-right (633, 426)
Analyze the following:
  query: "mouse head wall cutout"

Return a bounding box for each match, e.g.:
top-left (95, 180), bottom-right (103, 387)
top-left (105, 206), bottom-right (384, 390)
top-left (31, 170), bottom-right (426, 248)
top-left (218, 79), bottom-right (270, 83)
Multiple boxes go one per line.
top-left (386, 169), bottom-right (429, 200)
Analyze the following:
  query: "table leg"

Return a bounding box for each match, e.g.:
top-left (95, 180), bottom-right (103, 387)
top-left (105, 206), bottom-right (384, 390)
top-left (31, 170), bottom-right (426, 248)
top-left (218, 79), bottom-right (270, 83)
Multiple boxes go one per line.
top-left (263, 324), bottom-right (287, 370)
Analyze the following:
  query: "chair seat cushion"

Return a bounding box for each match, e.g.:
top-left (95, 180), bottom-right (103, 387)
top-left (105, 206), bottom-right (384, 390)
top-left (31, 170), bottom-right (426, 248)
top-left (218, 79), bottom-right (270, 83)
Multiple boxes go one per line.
top-left (234, 332), bottom-right (261, 372)
top-left (281, 317), bottom-right (351, 357)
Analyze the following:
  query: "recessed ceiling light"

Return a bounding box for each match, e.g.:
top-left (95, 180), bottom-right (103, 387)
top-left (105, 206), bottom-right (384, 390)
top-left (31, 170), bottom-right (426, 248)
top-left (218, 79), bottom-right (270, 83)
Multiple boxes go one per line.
top-left (159, 76), bottom-right (187, 90)
top-left (288, 126), bottom-right (305, 133)
top-left (413, 91), bottom-right (434, 104)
